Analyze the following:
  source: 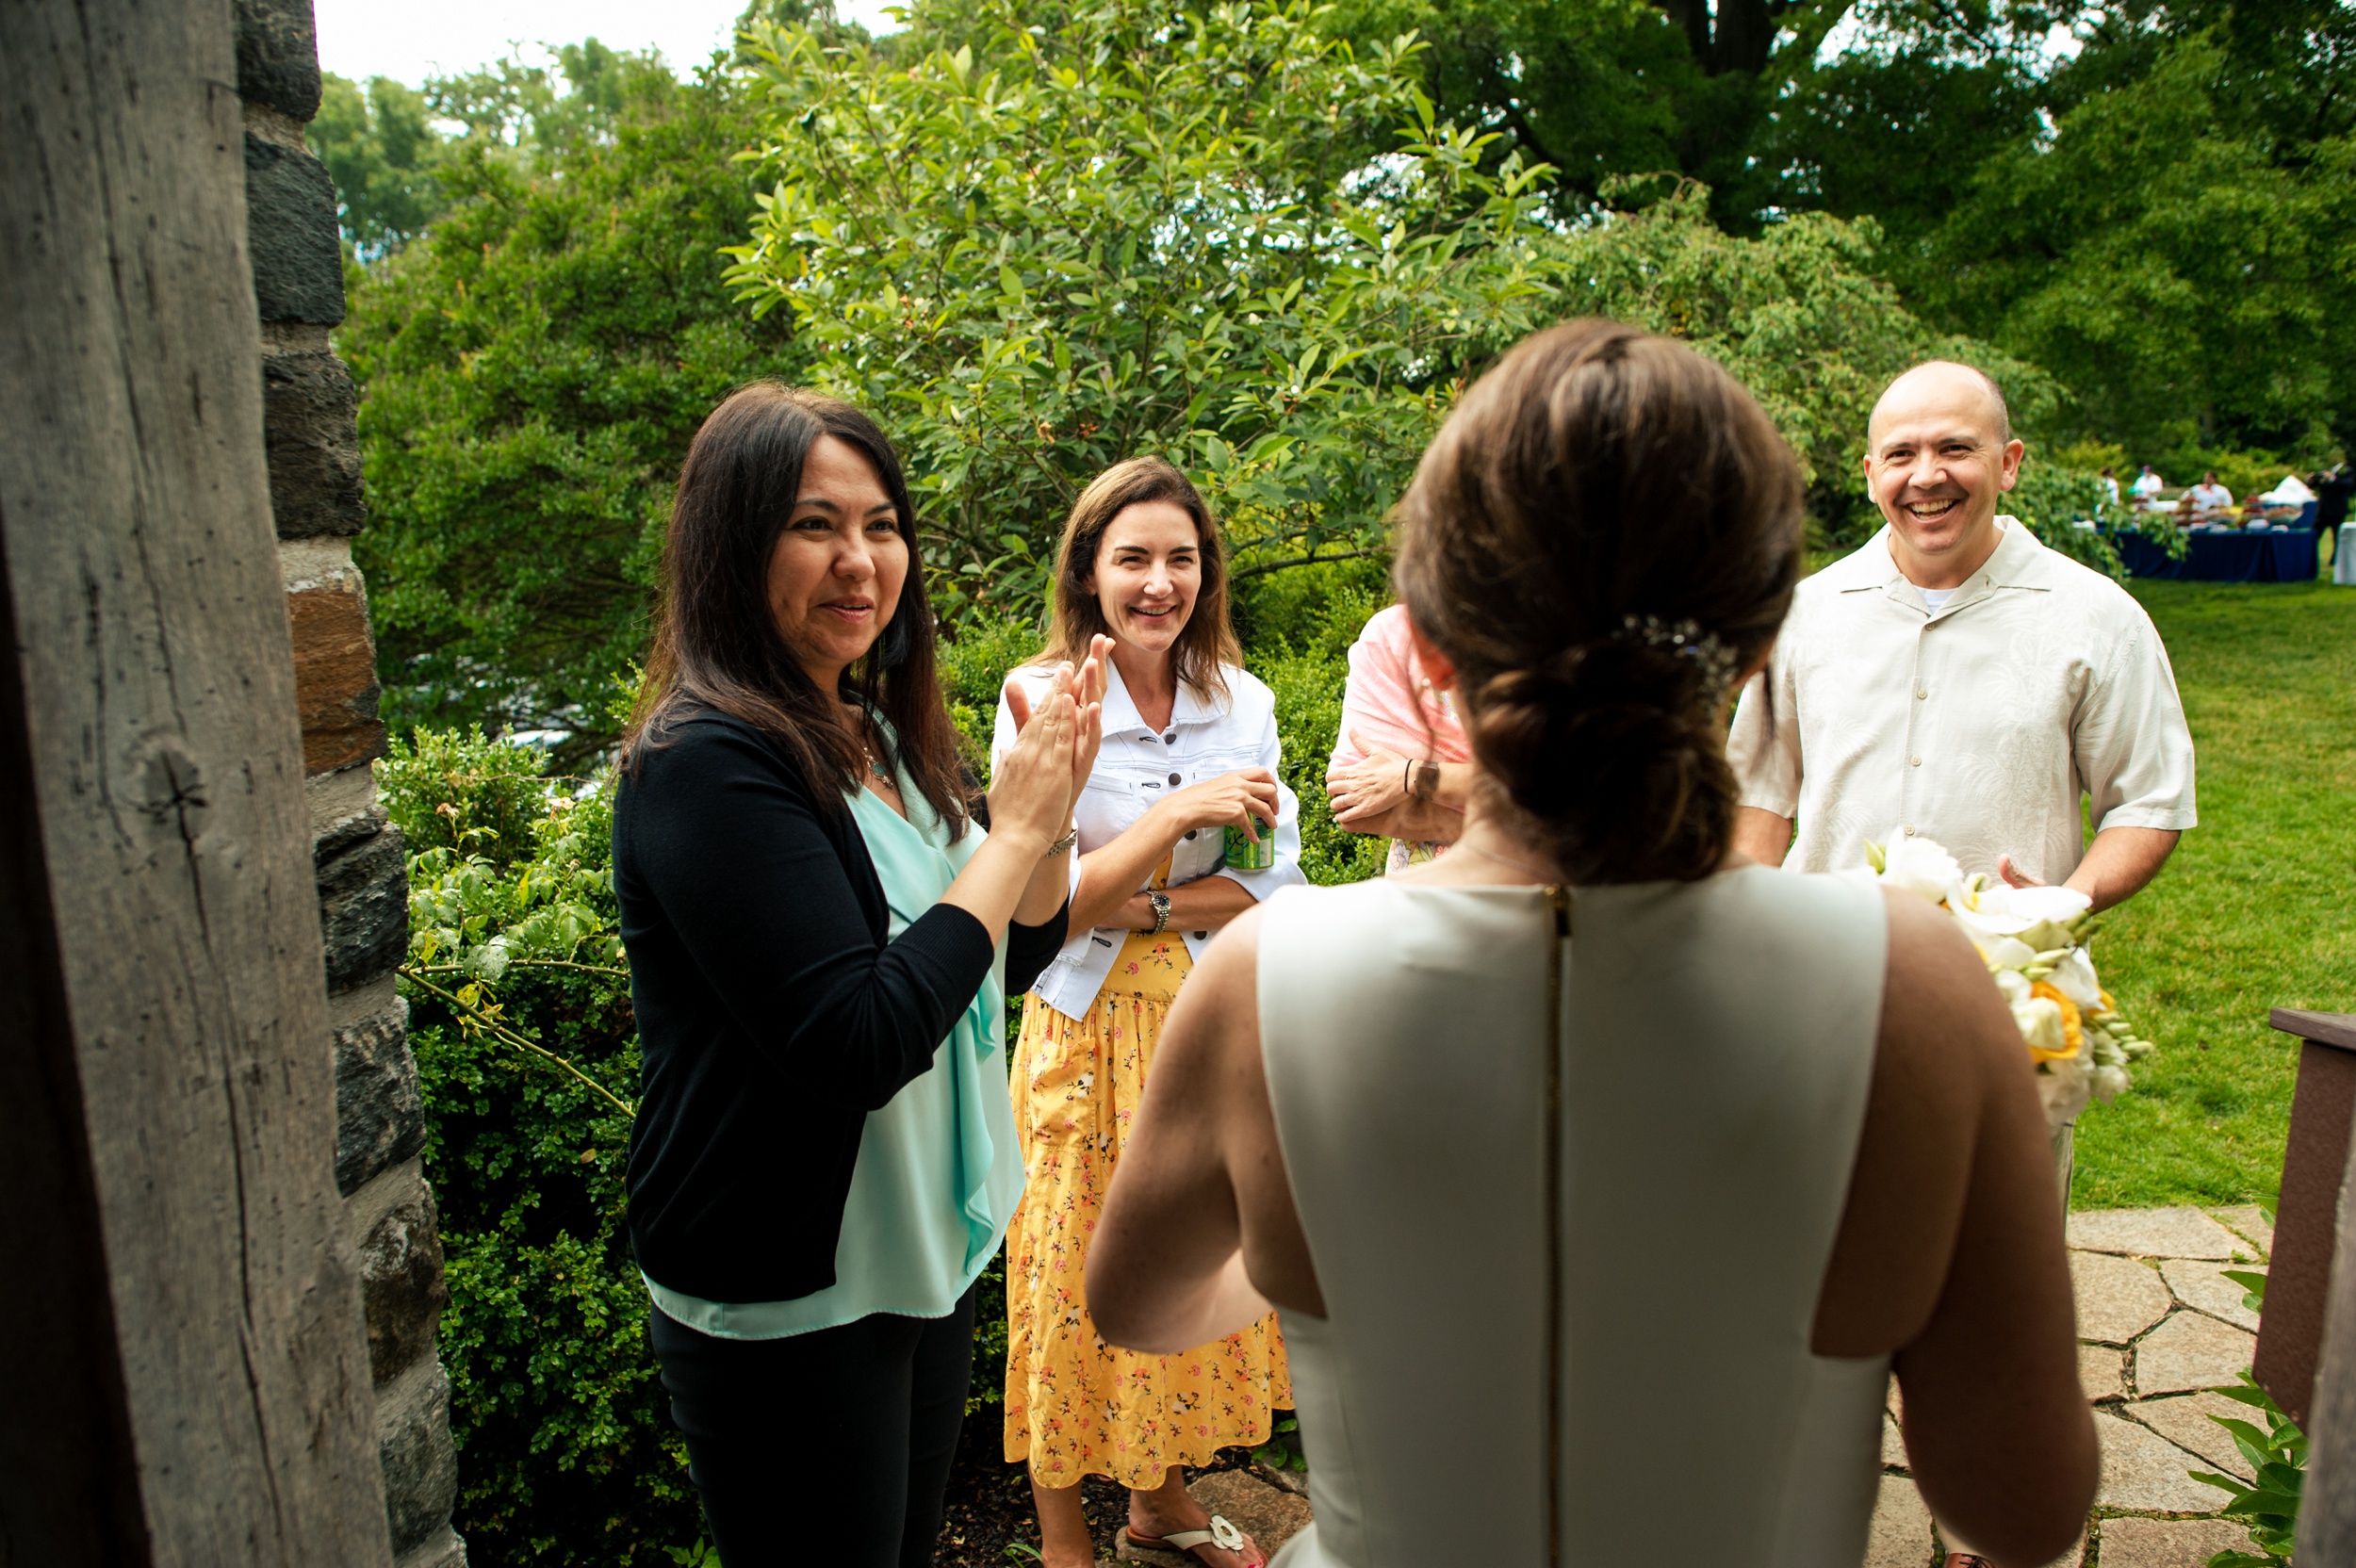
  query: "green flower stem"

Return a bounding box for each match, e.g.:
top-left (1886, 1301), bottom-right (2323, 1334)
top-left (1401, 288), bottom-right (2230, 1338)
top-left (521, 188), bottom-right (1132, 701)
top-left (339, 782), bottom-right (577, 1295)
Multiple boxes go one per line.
top-left (401, 966), bottom-right (637, 1118)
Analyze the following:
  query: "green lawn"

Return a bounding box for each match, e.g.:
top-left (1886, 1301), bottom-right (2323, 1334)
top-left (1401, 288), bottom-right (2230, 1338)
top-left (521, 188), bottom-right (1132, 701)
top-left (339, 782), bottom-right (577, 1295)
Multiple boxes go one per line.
top-left (2071, 578), bottom-right (2356, 1209)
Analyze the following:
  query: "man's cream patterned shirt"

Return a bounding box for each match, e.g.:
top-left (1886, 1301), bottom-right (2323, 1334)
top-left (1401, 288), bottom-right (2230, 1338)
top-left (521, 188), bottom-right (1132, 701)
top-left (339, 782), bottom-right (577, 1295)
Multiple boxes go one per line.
top-left (1728, 517), bottom-right (2197, 884)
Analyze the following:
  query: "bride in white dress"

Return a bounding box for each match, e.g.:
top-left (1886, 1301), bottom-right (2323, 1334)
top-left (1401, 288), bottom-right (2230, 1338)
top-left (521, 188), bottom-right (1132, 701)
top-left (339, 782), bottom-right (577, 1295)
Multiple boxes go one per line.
top-left (1084, 321), bottom-right (2097, 1567)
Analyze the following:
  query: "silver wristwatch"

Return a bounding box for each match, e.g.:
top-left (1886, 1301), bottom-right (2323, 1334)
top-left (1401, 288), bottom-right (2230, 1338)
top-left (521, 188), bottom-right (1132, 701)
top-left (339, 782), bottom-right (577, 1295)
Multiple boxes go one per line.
top-left (1145, 889), bottom-right (1171, 935)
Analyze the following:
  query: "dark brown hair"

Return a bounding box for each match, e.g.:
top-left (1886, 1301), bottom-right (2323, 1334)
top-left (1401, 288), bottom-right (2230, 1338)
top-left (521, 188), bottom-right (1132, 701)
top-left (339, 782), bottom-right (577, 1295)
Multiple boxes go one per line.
top-left (1037, 457), bottom-right (1239, 698)
top-left (623, 383), bottom-right (972, 836)
top-left (1394, 319), bottom-right (1804, 883)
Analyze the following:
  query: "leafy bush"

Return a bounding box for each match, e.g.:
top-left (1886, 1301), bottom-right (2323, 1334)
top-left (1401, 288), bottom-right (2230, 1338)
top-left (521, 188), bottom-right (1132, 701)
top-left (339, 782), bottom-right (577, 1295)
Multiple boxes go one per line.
top-left (379, 727), bottom-right (561, 868)
top-left (384, 746), bottom-right (697, 1566)
top-left (730, 0), bottom-right (1557, 622)
top-left (2186, 1252), bottom-right (2302, 1567)
top-left (343, 62), bottom-right (801, 763)
top-left (2004, 457), bottom-right (2133, 581)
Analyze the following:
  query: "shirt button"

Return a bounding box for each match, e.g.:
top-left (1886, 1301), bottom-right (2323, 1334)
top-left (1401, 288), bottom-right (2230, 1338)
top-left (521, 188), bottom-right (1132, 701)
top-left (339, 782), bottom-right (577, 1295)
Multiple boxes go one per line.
top-left (1169, 773), bottom-right (1181, 786)
top-left (1916, 688), bottom-right (1928, 700)
top-left (1164, 731), bottom-right (1176, 744)
top-left (1185, 830), bottom-right (1198, 841)
top-left (1909, 756), bottom-right (1922, 767)
top-left (1903, 825), bottom-right (1916, 836)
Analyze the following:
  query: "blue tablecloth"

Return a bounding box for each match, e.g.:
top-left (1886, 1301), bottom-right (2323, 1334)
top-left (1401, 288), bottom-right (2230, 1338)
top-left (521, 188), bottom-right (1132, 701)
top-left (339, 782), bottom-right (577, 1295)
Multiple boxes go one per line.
top-left (2118, 529), bottom-right (2318, 582)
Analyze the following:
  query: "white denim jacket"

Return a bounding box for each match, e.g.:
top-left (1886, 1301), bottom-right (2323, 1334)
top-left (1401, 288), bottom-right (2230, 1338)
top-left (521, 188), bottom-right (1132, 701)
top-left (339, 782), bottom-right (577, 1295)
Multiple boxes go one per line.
top-left (993, 659), bottom-right (1303, 1021)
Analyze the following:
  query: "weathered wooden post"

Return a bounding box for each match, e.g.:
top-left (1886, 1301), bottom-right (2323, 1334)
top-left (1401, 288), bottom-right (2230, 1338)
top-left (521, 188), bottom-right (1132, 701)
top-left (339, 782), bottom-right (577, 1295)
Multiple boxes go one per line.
top-left (2269, 1010), bottom-right (2356, 1558)
top-left (2256, 1010), bottom-right (2356, 1426)
top-left (0, 0), bottom-right (394, 1560)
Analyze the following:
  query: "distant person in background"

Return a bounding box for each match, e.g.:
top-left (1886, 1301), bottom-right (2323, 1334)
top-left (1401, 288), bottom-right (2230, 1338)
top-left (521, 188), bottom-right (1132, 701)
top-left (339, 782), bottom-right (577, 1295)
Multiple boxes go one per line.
top-left (2098, 466), bottom-right (2121, 512)
top-left (1324, 605), bottom-right (1474, 871)
top-left (996, 457), bottom-right (1301, 1568)
top-left (2186, 471), bottom-right (2234, 517)
top-left (2131, 464), bottom-right (2166, 501)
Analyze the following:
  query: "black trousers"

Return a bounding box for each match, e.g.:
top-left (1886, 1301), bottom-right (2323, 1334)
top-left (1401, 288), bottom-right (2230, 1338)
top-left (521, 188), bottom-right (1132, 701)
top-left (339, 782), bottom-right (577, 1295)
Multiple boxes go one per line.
top-left (649, 1284), bottom-right (976, 1568)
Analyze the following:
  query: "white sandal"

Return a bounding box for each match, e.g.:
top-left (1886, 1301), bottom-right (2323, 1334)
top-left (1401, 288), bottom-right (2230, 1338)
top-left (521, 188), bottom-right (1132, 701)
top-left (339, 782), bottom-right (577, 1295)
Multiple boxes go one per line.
top-left (1122, 1513), bottom-right (1264, 1567)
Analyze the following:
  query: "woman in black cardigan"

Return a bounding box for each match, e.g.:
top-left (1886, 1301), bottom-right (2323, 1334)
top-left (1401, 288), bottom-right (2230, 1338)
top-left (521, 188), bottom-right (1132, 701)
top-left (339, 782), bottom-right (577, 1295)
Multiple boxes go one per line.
top-left (614, 384), bottom-right (1104, 1567)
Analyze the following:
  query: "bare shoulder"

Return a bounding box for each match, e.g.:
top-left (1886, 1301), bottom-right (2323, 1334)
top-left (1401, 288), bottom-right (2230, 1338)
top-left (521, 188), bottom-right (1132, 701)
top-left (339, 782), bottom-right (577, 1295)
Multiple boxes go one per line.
top-left (1879, 889), bottom-right (2021, 1082)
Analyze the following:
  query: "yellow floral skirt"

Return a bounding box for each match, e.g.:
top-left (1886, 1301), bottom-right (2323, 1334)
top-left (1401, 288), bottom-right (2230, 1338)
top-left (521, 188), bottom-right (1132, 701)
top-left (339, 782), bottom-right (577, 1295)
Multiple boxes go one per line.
top-left (1002, 928), bottom-right (1289, 1489)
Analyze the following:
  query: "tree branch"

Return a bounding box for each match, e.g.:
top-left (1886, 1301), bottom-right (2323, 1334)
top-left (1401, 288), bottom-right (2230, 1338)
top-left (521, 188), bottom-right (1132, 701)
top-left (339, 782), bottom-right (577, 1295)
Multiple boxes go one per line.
top-left (401, 966), bottom-right (637, 1118)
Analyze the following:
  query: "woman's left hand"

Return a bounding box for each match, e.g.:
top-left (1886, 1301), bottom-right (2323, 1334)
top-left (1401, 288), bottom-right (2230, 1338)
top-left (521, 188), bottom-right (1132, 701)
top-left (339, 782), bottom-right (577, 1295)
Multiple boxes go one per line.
top-left (1006, 634), bottom-right (1111, 822)
top-left (1325, 728), bottom-right (1412, 827)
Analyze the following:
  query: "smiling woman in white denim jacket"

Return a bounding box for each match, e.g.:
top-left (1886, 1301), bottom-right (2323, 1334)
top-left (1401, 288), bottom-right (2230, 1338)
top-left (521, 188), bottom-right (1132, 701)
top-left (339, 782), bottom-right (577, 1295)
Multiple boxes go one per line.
top-left (991, 457), bottom-right (1301, 1568)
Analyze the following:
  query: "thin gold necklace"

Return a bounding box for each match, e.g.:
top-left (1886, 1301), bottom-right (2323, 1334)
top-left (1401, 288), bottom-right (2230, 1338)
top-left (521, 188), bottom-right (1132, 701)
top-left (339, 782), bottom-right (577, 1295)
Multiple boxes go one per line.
top-left (844, 704), bottom-right (892, 784)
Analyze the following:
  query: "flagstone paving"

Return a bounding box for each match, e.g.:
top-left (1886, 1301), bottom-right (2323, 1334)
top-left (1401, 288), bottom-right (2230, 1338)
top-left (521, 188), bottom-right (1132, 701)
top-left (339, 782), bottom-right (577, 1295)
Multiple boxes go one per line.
top-left (1114, 1206), bottom-right (2273, 1565)
top-left (1869, 1205), bottom-right (2271, 1565)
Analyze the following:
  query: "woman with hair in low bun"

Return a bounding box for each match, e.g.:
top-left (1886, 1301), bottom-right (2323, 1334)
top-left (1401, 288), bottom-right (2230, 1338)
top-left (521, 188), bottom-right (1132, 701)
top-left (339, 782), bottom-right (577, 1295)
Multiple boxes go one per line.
top-left (1084, 322), bottom-right (2098, 1566)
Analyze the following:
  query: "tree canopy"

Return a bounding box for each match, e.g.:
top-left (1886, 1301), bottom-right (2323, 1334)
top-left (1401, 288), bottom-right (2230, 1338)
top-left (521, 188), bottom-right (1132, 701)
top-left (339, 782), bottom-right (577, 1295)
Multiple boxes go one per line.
top-left (336, 63), bottom-right (800, 760)
top-left (325, 0), bottom-right (2345, 756)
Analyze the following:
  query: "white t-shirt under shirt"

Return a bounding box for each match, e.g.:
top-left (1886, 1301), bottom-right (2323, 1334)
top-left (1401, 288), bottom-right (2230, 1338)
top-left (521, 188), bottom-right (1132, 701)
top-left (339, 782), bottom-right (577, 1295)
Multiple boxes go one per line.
top-left (1918, 586), bottom-right (1957, 611)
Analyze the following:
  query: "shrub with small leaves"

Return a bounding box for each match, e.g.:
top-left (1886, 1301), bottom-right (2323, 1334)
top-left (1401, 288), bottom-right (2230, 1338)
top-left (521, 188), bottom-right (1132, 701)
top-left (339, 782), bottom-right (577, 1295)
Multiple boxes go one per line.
top-left (387, 748), bottom-right (698, 1565)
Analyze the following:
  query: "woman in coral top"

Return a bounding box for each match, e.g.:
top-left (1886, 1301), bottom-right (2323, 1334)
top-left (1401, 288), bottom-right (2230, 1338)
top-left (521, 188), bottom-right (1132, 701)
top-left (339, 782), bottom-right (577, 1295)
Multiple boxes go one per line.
top-left (1322, 603), bottom-right (1476, 873)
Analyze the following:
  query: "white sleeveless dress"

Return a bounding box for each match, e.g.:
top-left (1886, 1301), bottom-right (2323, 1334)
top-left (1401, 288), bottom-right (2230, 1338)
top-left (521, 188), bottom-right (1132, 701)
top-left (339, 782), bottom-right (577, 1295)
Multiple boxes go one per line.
top-left (1258, 866), bottom-right (1890, 1567)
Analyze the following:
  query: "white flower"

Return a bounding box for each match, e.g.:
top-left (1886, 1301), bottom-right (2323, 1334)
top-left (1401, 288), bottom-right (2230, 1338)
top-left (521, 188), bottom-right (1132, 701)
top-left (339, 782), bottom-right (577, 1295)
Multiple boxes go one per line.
top-left (2013, 995), bottom-right (2070, 1059)
top-left (2038, 1054), bottom-right (2092, 1127)
top-left (2091, 1064), bottom-right (2132, 1103)
top-left (2048, 948), bottom-right (2103, 1009)
top-left (2009, 885), bottom-right (2094, 925)
top-left (1878, 832), bottom-right (1963, 903)
top-left (1993, 968), bottom-right (2033, 1006)
top-left (1949, 880), bottom-right (2032, 940)
top-left (1983, 935), bottom-right (2041, 970)
top-left (1949, 879), bottom-right (2092, 945)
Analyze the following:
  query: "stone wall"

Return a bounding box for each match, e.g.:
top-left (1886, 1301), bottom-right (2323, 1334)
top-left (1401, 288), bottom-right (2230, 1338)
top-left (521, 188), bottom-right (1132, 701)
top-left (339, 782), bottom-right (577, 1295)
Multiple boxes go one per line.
top-left (235, 3), bottom-right (466, 1564)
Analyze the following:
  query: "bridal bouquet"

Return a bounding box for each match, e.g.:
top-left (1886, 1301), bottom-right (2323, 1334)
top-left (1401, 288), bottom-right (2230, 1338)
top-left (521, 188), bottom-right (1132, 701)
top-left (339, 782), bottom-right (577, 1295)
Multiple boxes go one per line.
top-left (1854, 833), bottom-right (2156, 1126)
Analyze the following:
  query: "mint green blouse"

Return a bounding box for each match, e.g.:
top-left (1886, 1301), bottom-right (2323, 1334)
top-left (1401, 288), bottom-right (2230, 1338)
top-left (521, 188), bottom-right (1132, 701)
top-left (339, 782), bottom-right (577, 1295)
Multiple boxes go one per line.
top-left (643, 760), bottom-right (1026, 1337)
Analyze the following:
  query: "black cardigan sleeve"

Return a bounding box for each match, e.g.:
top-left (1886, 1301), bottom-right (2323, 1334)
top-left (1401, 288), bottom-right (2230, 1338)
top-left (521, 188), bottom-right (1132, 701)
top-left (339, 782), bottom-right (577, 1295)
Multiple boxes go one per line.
top-left (1006, 906), bottom-right (1069, 996)
top-left (625, 716), bottom-right (1007, 1111)
top-left (966, 760), bottom-right (1070, 995)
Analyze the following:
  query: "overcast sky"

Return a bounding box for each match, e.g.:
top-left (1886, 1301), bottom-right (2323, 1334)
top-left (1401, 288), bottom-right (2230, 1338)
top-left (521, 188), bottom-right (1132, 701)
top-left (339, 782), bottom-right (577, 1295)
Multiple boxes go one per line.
top-left (314, 0), bottom-right (902, 86)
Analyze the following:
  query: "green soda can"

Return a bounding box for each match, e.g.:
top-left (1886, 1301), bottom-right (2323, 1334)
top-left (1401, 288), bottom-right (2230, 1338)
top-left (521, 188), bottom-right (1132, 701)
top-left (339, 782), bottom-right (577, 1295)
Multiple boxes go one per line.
top-left (1224, 818), bottom-right (1275, 871)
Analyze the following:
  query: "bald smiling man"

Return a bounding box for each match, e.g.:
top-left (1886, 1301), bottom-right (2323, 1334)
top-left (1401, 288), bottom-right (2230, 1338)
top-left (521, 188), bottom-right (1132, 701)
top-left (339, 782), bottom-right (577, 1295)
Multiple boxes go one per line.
top-left (1728, 360), bottom-right (2196, 906)
top-left (1728, 363), bottom-right (2197, 1566)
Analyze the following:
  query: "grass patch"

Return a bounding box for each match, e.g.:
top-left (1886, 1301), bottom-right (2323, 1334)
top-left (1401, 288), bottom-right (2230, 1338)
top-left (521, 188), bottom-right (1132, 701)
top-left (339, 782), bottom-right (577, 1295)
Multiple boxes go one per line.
top-left (2072, 580), bottom-right (2356, 1208)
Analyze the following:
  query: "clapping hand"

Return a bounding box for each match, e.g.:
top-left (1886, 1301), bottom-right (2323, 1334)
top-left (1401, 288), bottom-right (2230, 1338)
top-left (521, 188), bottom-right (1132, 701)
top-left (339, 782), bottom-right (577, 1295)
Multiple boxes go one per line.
top-left (990, 662), bottom-right (1086, 850)
top-left (1000, 635), bottom-right (1110, 827)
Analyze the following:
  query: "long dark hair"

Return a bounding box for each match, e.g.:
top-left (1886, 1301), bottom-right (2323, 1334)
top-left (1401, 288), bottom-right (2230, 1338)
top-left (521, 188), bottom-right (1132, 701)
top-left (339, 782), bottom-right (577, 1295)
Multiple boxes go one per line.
top-left (1037, 457), bottom-right (1238, 699)
top-left (1394, 320), bottom-right (1804, 883)
top-left (623, 383), bottom-right (973, 837)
